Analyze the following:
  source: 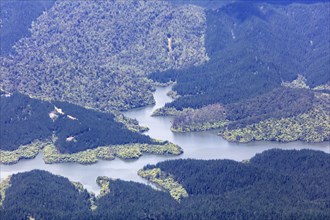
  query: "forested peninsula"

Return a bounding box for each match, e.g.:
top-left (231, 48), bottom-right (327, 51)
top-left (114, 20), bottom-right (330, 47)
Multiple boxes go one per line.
top-left (1, 149), bottom-right (329, 219)
top-left (0, 91), bottom-right (182, 164)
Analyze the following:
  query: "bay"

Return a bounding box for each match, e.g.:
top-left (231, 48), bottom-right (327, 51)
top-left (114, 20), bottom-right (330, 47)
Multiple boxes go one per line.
top-left (1, 86), bottom-right (329, 194)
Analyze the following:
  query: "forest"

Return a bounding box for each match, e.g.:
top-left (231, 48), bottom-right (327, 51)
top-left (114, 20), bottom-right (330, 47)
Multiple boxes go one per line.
top-left (0, 0), bottom-right (207, 111)
top-left (171, 85), bottom-right (330, 143)
top-left (0, 170), bottom-right (92, 220)
top-left (0, 0), bottom-right (56, 55)
top-left (149, 2), bottom-right (330, 142)
top-left (0, 91), bottom-right (154, 154)
top-left (1, 149), bottom-right (329, 219)
top-left (172, 88), bottom-right (316, 130)
top-left (150, 2), bottom-right (329, 110)
top-left (0, 1), bottom-right (329, 219)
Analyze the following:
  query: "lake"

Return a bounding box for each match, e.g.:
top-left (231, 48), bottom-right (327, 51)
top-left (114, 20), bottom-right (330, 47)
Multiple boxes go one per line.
top-left (1, 86), bottom-right (329, 193)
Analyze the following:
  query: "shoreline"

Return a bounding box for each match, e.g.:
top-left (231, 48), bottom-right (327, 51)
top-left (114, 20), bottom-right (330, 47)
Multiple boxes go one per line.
top-left (1, 141), bottom-right (183, 165)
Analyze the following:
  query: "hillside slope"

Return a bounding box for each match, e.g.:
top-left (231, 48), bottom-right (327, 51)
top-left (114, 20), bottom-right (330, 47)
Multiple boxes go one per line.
top-left (0, 0), bottom-right (56, 55)
top-left (0, 91), bottom-right (153, 153)
top-left (151, 2), bottom-right (329, 109)
top-left (1, 0), bottom-right (207, 111)
top-left (0, 91), bottom-right (183, 164)
top-left (140, 149), bottom-right (330, 219)
top-left (150, 2), bottom-right (330, 142)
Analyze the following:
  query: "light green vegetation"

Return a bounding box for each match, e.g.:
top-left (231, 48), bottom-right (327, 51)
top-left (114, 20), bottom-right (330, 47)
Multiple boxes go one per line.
top-left (140, 142), bottom-right (183, 155)
top-left (171, 104), bottom-right (227, 132)
top-left (42, 144), bottom-right (115, 164)
top-left (114, 112), bottom-right (149, 132)
top-left (0, 175), bottom-right (11, 206)
top-left (166, 90), bottom-right (180, 99)
top-left (138, 168), bottom-right (188, 201)
top-left (96, 176), bottom-right (110, 197)
top-left (152, 107), bottom-right (188, 116)
top-left (72, 181), bottom-right (97, 211)
top-left (43, 142), bottom-right (182, 164)
top-left (221, 107), bottom-right (330, 143)
top-left (1, 140), bottom-right (182, 165)
top-left (89, 192), bottom-right (97, 211)
top-left (282, 74), bottom-right (309, 89)
top-left (313, 83), bottom-right (330, 91)
top-left (168, 87), bottom-right (329, 144)
top-left (0, 0), bottom-right (207, 111)
top-left (0, 141), bottom-right (48, 164)
top-left (71, 181), bottom-right (85, 194)
top-left (113, 145), bottom-right (142, 160)
top-left (153, 106), bottom-right (229, 132)
top-left (220, 92), bottom-right (330, 143)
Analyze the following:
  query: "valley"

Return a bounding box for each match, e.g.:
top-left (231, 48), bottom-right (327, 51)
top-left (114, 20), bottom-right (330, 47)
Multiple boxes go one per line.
top-left (0, 1), bottom-right (329, 219)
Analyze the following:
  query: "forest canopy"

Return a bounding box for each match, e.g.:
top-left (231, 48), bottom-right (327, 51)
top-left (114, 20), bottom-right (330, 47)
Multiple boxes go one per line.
top-left (0, 92), bottom-right (154, 153)
top-left (1, 149), bottom-right (329, 219)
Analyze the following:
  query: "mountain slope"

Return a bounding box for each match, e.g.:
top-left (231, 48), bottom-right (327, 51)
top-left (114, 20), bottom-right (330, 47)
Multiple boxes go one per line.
top-left (151, 2), bottom-right (329, 109)
top-left (150, 2), bottom-right (330, 142)
top-left (0, 0), bottom-right (56, 55)
top-left (140, 149), bottom-right (330, 219)
top-left (0, 91), bottom-right (154, 154)
top-left (0, 170), bottom-right (92, 220)
top-left (1, 0), bottom-right (207, 111)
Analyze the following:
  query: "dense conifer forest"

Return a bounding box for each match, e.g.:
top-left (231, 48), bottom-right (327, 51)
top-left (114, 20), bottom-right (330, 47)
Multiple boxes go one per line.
top-left (0, 91), bottom-right (153, 153)
top-left (150, 2), bottom-right (330, 142)
top-left (0, 170), bottom-right (92, 220)
top-left (150, 2), bottom-right (329, 109)
top-left (1, 150), bottom-right (329, 219)
top-left (0, 0), bottom-right (56, 55)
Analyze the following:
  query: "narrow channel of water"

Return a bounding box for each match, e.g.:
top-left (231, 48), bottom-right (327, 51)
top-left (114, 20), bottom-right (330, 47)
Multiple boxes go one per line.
top-left (1, 86), bottom-right (329, 193)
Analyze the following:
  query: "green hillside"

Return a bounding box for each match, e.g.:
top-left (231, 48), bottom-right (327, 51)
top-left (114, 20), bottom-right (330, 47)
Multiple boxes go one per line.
top-left (1, 0), bottom-right (207, 111)
top-left (0, 0), bottom-right (56, 55)
top-left (150, 2), bottom-right (329, 109)
top-left (0, 91), bottom-right (183, 164)
top-left (150, 2), bottom-right (330, 142)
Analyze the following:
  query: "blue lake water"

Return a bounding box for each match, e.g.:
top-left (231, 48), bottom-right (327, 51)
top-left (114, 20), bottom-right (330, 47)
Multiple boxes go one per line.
top-left (1, 86), bottom-right (329, 193)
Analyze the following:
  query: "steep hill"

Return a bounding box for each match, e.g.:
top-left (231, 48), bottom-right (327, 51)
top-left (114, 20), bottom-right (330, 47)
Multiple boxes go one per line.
top-left (140, 149), bottom-right (330, 219)
top-left (1, 0), bottom-right (207, 111)
top-left (0, 91), bottom-right (154, 154)
top-left (150, 2), bottom-right (330, 142)
top-left (151, 2), bottom-right (330, 109)
top-left (0, 170), bottom-right (91, 220)
top-left (0, 0), bottom-right (56, 55)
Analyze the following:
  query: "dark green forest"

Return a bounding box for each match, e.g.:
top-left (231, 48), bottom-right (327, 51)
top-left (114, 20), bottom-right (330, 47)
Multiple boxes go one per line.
top-left (1, 149), bottom-right (329, 219)
top-left (0, 92), bottom-right (53, 151)
top-left (142, 149), bottom-right (330, 219)
top-left (224, 88), bottom-right (315, 129)
top-left (172, 87), bottom-right (316, 130)
top-left (0, 170), bottom-right (91, 220)
top-left (0, 0), bottom-right (56, 55)
top-left (0, 92), bottom-right (153, 153)
top-left (150, 2), bottom-right (330, 110)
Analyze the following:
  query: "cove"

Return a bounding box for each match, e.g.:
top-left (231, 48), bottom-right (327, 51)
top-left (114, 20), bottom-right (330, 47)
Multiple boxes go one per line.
top-left (1, 86), bottom-right (329, 193)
